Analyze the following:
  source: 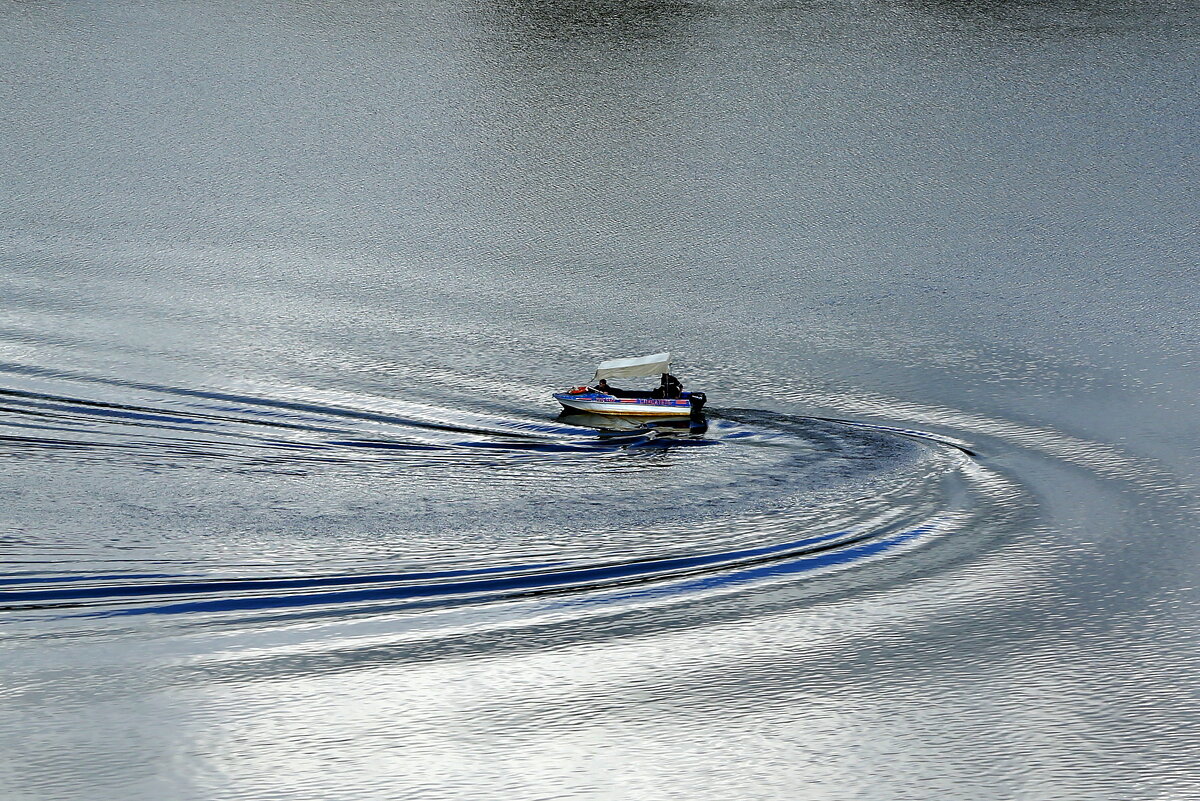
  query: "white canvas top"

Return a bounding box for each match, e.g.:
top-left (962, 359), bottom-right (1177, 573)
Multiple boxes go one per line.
top-left (594, 352), bottom-right (672, 381)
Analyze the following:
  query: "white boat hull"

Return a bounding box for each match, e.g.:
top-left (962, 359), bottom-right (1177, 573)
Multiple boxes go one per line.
top-left (554, 393), bottom-right (696, 418)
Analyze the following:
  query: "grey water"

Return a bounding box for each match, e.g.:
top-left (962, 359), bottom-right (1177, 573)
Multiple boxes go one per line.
top-left (2, 1), bottom-right (1198, 798)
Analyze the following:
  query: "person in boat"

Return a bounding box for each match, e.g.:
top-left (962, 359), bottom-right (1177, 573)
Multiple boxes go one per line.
top-left (651, 373), bottom-right (683, 399)
top-left (594, 379), bottom-right (632, 397)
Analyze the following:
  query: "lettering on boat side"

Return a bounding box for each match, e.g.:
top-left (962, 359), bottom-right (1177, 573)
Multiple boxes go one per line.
top-left (617, 399), bottom-right (687, 405)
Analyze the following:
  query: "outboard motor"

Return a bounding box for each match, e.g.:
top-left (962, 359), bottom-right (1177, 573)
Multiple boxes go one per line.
top-left (688, 391), bottom-right (707, 420)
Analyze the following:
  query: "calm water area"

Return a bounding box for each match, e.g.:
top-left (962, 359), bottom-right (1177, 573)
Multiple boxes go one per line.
top-left (2, 1), bottom-right (1198, 799)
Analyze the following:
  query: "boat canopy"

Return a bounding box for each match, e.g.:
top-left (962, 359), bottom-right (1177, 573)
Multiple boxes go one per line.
top-left (594, 352), bottom-right (672, 381)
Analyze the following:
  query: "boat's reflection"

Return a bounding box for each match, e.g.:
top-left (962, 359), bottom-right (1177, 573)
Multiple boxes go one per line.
top-left (557, 410), bottom-right (708, 436)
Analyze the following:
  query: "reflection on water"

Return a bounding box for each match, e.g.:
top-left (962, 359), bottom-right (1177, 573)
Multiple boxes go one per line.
top-left (556, 409), bottom-right (708, 432)
top-left (2, 0), bottom-right (1197, 799)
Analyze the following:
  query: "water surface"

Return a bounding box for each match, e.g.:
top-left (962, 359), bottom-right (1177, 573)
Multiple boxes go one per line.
top-left (2, 1), bottom-right (1198, 799)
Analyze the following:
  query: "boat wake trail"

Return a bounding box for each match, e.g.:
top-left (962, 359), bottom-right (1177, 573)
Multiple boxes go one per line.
top-left (0, 364), bottom-right (1023, 640)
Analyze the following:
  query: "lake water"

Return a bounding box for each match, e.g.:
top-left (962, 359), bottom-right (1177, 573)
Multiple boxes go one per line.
top-left (2, 1), bottom-right (1198, 799)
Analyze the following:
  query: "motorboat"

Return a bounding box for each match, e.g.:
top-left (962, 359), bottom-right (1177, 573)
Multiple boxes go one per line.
top-left (553, 352), bottom-right (707, 419)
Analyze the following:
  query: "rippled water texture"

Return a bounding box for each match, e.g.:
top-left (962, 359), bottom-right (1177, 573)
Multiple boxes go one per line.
top-left (2, 1), bottom-right (1198, 799)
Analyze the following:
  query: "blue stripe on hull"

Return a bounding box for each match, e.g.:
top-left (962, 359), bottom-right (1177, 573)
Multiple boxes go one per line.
top-left (554, 393), bottom-right (693, 417)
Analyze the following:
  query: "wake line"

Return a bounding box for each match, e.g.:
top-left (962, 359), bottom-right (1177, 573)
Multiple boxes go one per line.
top-left (47, 527), bottom-right (900, 618)
top-left (0, 363), bottom-right (547, 440)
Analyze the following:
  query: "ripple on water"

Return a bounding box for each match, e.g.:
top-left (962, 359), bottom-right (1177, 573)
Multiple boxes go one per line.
top-left (0, 365), bottom-right (1019, 644)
